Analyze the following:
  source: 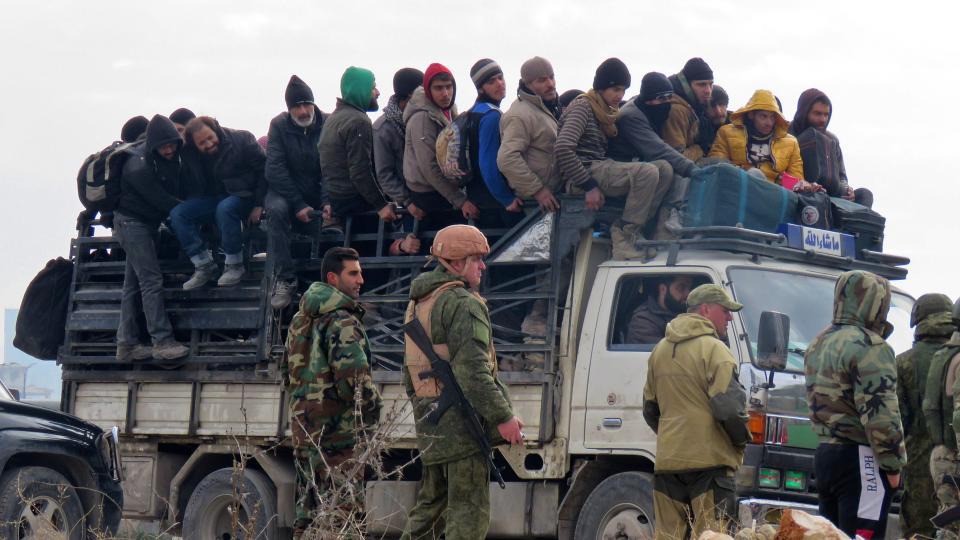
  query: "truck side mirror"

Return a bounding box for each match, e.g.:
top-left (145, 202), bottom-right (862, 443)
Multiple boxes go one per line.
top-left (9, 389), bottom-right (20, 401)
top-left (756, 311), bottom-right (790, 372)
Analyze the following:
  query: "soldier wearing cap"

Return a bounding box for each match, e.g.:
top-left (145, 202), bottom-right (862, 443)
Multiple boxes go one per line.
top-left (896, 293), bottom-right (956, 539)
top-left (400, 224), bottom-right (524, 540)
top-left (642, 284), bottom-right (750, 540)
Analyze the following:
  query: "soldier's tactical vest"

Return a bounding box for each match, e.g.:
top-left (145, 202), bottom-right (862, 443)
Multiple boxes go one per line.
top-left (404, 281), bottom-right (497, 399)
top-left (923, 345), bottom-right (960, 450)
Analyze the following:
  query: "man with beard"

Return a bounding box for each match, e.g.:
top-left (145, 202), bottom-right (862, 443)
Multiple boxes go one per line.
top-left (627, 275), bottom-right (694, 344)
top-left (374, 68), bottom-right (424, 212)
top-left (662, 58), bottom-right (715, 161)
top-left (707, 86), bottom-right (730, 129)
top-left (264, 75), bottom-right (327, 309)
top-left (318, 66), bottom-right (398, 228)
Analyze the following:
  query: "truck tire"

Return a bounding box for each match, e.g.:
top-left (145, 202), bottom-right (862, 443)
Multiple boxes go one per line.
top-left (0, 466), bottom-right (85, 540)
top-left (183, 467), bottom-right (278, 540)
top-left (573, 471), bottom-right (656, 540)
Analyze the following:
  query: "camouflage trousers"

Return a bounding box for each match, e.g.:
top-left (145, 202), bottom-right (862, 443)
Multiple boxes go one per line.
top-left (400, 453), bottom-right (490, 540)
top-left (293, 446), bottom-right (361, 540)
top-left (902, 440), bottom-right (938, 539)
top-left (931, 445), bottom-right (960, 540)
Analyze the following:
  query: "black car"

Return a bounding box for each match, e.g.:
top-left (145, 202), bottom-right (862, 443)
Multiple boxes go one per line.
top-left (0, 379), bottom-right (123, 539)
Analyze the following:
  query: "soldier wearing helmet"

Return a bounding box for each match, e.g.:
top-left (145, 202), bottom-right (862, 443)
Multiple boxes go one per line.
top-left (400, 224), bottom-right (523, 540)
top-left (895, 293), bottom-right (955, 538)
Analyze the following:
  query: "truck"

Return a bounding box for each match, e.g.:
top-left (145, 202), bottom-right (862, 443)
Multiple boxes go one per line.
top-left (38, 198), bottom-right (913, 539)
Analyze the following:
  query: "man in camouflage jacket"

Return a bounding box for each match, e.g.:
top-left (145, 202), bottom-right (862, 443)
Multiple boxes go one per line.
top-left (400, 225), bottom-right (524, 540)
top-left (896, 293), bottom-right (955, 539)
top-left (282, 247), bottom-right (382, 539)
top-left (805, 270), bottom-right (906, 540)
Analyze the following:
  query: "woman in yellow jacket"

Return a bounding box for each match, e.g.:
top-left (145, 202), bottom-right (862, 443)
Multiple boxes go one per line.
top-left (708, 89), bottom-right (804, 184)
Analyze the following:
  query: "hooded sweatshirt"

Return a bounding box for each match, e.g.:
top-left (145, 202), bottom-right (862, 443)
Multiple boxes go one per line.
top-left (642, 312), bottom-right (750, 473)
top-left (283, 281), bottom-right (382, 451)
top-left (402, 85), bottom-right (465, 207)
top-left (118, 115), bottom-right (202, 225)
top-left (402, 266), bottom-right (513, 465)
top-left (805, 271), bottom-right (906, 472)
top-left (788, 88), bottom-right (850, 194)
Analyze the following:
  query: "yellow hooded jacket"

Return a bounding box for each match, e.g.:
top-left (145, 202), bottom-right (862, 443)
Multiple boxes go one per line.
top-left (709, 89), bottom-right (804, 183)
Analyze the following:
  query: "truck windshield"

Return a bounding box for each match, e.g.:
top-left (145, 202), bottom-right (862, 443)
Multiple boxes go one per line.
top-left (729, 267), bottom-right (915, 373)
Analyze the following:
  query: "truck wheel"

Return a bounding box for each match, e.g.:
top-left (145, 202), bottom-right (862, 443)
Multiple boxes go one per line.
top-left (574, 471), bottom-right (656, 540)
top-left (0, 466), bottom-right (85, 540)
top-left (183, 467), bottom-right (278, 540)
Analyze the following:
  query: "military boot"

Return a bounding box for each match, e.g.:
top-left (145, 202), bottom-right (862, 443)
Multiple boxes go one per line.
top-left (611, 223), bottom-right (651, 260)
top-left (183, 262), bottom-right (219, 290)
top-left (116, 343), bottom-right (152, 362)
top-left (152, 341), bottom-right (190, 361)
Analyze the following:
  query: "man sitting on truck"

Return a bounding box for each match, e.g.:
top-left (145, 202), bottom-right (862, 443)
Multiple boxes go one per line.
top-left (284, 246), bottom-right (383, 539)
top-left (626, 275), bottom-right (694, 344)
top-left (642, 284), bottom-right (750, 540)
top-left (555, 58), bottom-right (673, 260)
top-left (789, 88), bottom-right (874, 208)
top-left (662, 57), bottom-right (715, 161)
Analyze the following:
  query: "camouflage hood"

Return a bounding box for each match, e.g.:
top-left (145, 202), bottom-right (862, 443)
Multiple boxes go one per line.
top-left (664, 313), bottom-right (720, 344)
top-left (916, 312), bottom-right (957, 341)
top-left (832, 271), bottom-right (893, 339)
top-left (409, 266), bottom-right (466, 301)
top-left (297, 281), bottom-right (362, 318)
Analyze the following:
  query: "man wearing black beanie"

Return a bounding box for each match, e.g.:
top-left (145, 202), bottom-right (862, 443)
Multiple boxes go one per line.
top-left (264, 74), bottom-right (328, 308)
top-left (120, 115), bottom-right (149, 143)
top-left (374, 67), bottom-right (424, 229)
top-left (663, 57), bottom-right (715, 161)
top-left (707, 85), bottom-right (731, 128)
top-left (169, 108), bottom-right (196, 136)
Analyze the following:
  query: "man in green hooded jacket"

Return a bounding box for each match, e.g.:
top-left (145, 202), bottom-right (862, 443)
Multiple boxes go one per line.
top-left (805, 270), bottom-right (905, 540)
top-left (400, 224), bottom-right (523, 540)
top-left (318, 66), bottom-right (398, 224)
top-left (896, 293), bottom-right (955, 538)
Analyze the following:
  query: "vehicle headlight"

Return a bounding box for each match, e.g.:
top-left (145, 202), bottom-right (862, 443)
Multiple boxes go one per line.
top-left (99, 426), bottom-right (124, 483)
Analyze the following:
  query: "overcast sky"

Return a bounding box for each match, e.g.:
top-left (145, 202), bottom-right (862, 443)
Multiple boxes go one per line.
top-left (0, 0), bottom-right (957, 348)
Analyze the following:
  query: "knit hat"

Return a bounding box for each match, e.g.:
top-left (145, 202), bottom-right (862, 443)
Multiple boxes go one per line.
top-left (120, 115), bottom-right (149, 143)
top-left (341, 66), bottom-right (377, 112)
top-left (284, 75), bottom-right (314, 109)
top-left (681, 57), bottom-right (713, 82)
top-left (711, 85), bottom-right (729, 107)
top-left (593, 58), bottom-right (631, 91)
top-left (169, 108), bottom-right (196, 126)
top-left (393, 67), bottom-right (424, 99)
top-left (559, 89), bottom-right (584, 108)
top-left (423, 63), bottom-right (456, 109)
top-left (520, 56), bottom-right (554, 85)
top-left (470, 58), bottom-right (503, 89)
top-left (639, 72), bottom-right (674, 101)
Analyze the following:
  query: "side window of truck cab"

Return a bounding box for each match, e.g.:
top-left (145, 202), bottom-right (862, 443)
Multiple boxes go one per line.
top-left (608, 271), bottom-right (713, 351)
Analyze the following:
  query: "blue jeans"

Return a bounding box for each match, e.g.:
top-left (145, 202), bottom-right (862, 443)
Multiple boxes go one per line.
top-left (169, 195), bottom-right (254, 262)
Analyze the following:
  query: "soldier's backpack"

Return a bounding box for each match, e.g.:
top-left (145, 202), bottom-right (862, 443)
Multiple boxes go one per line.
top-left (797, 128), bottom-right (845, 196)
top-left (76, 140), bottom-right (142, 213)
top-left (435, 105), bottom-right (492, 183)
top-left (922, 344), bottom-right (960, 450)
top-left (685, 163), bottom-right (798, 233)
top-left (13, 257), bottom-right (74, 360)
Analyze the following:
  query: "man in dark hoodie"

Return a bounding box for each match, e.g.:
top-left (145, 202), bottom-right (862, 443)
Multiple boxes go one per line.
top-left (790, 89), bottom-right (874, 207)
top-left (176, 116), bottom-right (266, 290)
top-left (114, 115), bottom-right (199, 362)
top-left (662, 58), bottom-right (715, 161)
top-left (264, 75), bottom-right (327, 309)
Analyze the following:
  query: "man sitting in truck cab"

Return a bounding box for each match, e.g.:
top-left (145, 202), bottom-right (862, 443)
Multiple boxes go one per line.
top-left (627, 275), bottom-right (694, 344)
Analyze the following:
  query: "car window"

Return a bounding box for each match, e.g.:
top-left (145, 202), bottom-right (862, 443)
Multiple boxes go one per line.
top-left (609, 273), bottom-right (712, 349)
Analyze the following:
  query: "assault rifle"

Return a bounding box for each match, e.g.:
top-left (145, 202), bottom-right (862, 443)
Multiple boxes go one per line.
top-left (403, 319), bottom-right (507, 489)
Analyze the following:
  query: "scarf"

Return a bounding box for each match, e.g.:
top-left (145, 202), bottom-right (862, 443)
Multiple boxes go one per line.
top-left (637, 97), bottom-right (671, 136)
top-left (585, 89), bottom-right (619, 138)
top-left (383, 95), bottom-right (405, 133)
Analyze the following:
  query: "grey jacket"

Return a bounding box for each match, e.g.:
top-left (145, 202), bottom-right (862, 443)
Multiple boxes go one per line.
top-left (609, 98), bottom-right (698, 178)
top-left (497, 89), bottom-right (562, 198)
top-left (373, 114), bottom-right (410, 205)
top-left (402, 87), bottom-right (464, 208)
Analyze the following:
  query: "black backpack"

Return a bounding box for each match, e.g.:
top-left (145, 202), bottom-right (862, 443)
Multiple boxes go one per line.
top-left (435, 106), bottom-right (490, 183)
top-left (76, 140), bottom-right (142, 213)
top-left (13, 257), bottom-right (74, 360)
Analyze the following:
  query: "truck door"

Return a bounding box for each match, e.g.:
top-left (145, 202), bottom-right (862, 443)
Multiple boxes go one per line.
top-left (582, 266), bottom-right (718, 452)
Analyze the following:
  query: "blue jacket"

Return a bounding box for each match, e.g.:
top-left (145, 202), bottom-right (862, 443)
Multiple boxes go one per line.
top-left (472, 102), bottom-right (516, 207)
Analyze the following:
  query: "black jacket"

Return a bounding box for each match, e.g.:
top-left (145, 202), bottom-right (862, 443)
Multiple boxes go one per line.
top-left (190, 122), bottom-right (267, 205)
top-left (609, 98), bottom-right (698, 177)
top-left (317, 99), bottom-right (386, 207)
top-left (117, 116), bottom-right (202, 226)
top-left (265, 107), bottom-right (327, 212)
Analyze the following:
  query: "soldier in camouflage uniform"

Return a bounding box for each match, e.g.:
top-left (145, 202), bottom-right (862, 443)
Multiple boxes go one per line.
top-left (924, 298), bottom-right (960, 539)
top-left (805, 270), bottom-right (906, 540)
top-left (282, 247), bottom-right (383, 539)
top-left (897, 293), bottom-right (955, 539)
top-left (400, 225), bottom-right (524, 540)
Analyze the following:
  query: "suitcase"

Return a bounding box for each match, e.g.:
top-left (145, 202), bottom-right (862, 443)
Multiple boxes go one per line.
top-left (685, 163), bottom-right (798, 233)
top-left (831, 197), bottom-right (885, 254)
top-left (797, 128), bottom-right (844, 196)
top-left (795, 191), bottom-right (833, 230)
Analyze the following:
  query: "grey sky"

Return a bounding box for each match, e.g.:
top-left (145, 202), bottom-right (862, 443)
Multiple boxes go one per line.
top-left (0, 0), bottom-right (957, 342)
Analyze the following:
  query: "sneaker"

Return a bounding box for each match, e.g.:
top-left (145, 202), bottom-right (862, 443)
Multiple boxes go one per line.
top-left (321, 216), bottom-right (343, 235)
top-left (217, 263), bottom-right (245, 287)
top-left (183, 262), bottom-right (219, 290)
top-left (271, 280), bottom-right (297, 310)
top-left (664, 207), bottom-right (683, 234)
top-left (152, 341), bottom-right (190, 360)
top-left (116, 343), bottom-right (152, 361)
